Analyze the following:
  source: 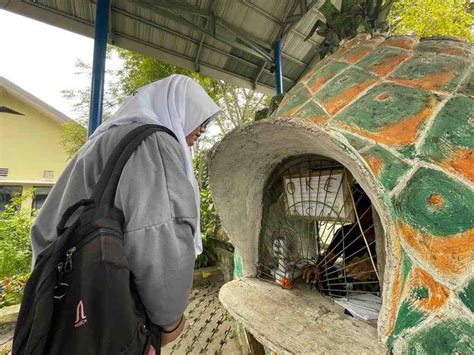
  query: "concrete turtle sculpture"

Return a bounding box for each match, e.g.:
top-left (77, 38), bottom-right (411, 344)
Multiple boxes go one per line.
top-left (210, 34), bottom-right (473, 353)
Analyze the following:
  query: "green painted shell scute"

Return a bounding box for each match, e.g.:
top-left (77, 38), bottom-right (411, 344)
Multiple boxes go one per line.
top-left (394, 168), bottom-right (474, 236)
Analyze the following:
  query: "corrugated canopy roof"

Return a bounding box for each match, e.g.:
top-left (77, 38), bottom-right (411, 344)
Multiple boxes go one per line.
top-left (2, 0), bottom-right (335, 95)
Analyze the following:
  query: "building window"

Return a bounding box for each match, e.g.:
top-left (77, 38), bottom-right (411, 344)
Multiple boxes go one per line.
top-left (0, 168), bottom-right (8, 178)
top-left (43, 170), bottom-right (54, 180)
top-left (0, 186), bottom-right (23, 211)
top-left (32, 186), bottom-right (53, 211)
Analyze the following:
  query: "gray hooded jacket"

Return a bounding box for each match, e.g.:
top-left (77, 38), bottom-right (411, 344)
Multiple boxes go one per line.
top-left (31, 123), bottom-right (197, 326)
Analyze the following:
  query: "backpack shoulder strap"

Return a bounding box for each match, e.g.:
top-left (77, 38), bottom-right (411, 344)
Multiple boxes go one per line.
top-left (91, 124), bottom-right (178, 208)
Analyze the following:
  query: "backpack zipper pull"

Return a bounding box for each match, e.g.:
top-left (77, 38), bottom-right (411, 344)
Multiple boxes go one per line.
top-left (64, 247), bottom-right (76, 273)
top-left (56, 262), bottom-right (64, 288)
top-left (54, 262), bottom-right (69, 300)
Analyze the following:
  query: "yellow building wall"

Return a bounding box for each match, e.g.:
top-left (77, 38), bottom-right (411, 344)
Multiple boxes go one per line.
top-left (0, 90), bottom-right (69, 211)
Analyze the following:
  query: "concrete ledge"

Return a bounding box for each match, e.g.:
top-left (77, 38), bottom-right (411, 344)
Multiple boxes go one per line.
top-left (219, 278), bottom-right (383, 354)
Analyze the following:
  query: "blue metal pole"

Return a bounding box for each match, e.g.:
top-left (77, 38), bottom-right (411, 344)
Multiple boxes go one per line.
top-left (88, 0), bottom-right (111, 136)
top-left (274, 39), bottom-right (283, 95)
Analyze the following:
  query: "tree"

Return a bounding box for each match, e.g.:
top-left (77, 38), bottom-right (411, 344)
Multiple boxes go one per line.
top-left (60, 52), bottom-right (124, 157)
top-left (115, 49), bottom-right (266, 152)
top-left (115, 48), bottom-right (223, 102)
top-left (388, 0), bottom-right (474, 41)
top-left (0, 192), bottom-right (34, 278)
top-left (60, 120), bottom-right (87, 159)
top-left (308, 0), bottom-right (396, 58)
top-left (61, 47), bottom-right (267, 157)
top-left (313, 0), bottom-right (472, 58)
top-left (193, 153), bottom-right (234, 269)
top-left (193, 81), bottom-right (267, 153)
top-left (214, 82), bottom-right (266, 135)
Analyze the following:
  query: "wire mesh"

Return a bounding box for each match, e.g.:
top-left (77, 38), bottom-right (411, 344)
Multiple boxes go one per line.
top-left (257, 155), bottom-right (381, 318)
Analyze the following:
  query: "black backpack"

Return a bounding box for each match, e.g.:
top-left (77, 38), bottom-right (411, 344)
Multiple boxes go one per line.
top-left (13, 124), bottom-right (177, 355)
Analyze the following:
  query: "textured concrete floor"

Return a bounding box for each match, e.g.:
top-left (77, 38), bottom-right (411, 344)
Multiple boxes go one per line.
top-left (162, 282), bottom-right (241, 355)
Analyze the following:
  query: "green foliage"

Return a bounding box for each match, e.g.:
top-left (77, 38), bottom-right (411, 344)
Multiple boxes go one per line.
top-left (115, 49), bottom-right (267, 145)
top-left (59, 47), bottom-right (226, 157)
top-left (0, 193), bottom-right (34, 279)
top-left (194, 237), bottom-right (218, 270)
top-left (388, 0), bottom-right (474, 41)
top-left (60, 120), bottom-right (87, 159)
top-left (216, 82), bottom-right (266, 134)
top-left (255, 94), bottom-right (284, 120)
top-left (59, 50), bottom-right (125, 157)
top-left (193, 154), bottom-right (234, 269)
top-left (315, 0), bottom-right (395, 57)
top-left (0, 273), bottom-right (30, 308)
top-left (310, 0), bottom-right (473, 59)
top-left (115, 48), bottom-right (223, 101)
top-left (194, 154), bottom-right (219, 269)
top-left (61, 46), bottom-right (267, 157)
top-left (61, 53), bottom-right (124, 122)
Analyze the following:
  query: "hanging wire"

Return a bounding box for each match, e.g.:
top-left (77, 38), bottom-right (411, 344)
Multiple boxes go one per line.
top-left (344, 176), bottom-right (380, 281)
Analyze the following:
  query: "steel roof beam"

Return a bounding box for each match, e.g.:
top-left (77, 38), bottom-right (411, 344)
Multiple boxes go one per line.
top-left (115, 30), bottom-right (294, 91)
top-left (115, 8), bottom-right (260, 67)
top-left (285, 14), bottom-right (303, 24)
top-left (13, 0), bottom-right (294, 84)
top-left (108, 2), bottom-right (114, 44)
top-left (194, 3), bottom-right (210, 73)
top-left (277, 0), bottom-right (300, 37)
top-left (194, 35), bottom-right (204, 72)
top-left (239, 0), bottom-right (282, 23)
top-left (145, 4), bottom-right (271, 62)
top-left (209, 7), bottom-right (216, 36)
top-left (280, 0), bottom-right (325, 40)
top-left (139, 3), bottom-right (306, 68)
top-left (194, 0), bottom-right (214, 73)
top-left (134, 0), bottom-right (273, 62)
top-left (238, 0), bottom-right (320, 46)
top-left (141, 3), bottom-right (308, 83)
top-left (253, 62), bottom-right (267, 90)
top-left (217, 22), bottom-right (273, 62)
top-left (25, 0), bottom-right (306, 70)
top-left (299, 0), bottom-right (308, 14)
top-left (137, 0), bottom-right (210, 17)
top-left (112, 7), bottom-right (296, 84)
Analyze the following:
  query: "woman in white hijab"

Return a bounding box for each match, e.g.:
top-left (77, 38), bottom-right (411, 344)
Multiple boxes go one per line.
top-left (30, 74), bottom-right (220, 348)
top-left (91, 74), bottom-right (220, 256)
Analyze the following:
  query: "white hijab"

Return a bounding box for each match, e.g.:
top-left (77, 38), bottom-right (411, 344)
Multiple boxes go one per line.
top-left (90, 74), bottom-right (221, 256)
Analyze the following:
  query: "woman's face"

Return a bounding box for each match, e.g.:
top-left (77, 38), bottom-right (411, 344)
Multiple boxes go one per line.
top-left (186, 125), bottom-right (206, 146)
